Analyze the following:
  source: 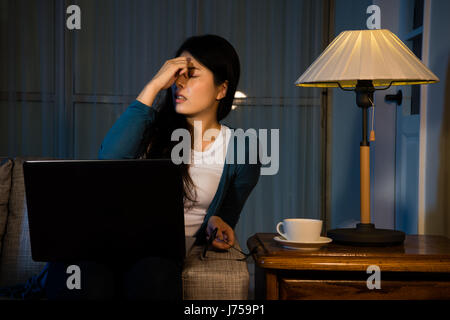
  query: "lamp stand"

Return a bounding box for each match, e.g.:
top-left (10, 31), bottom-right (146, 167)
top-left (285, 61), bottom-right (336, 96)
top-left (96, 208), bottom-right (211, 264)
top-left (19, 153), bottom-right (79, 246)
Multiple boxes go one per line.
top-left (327, 80), bottom-right (406, 246)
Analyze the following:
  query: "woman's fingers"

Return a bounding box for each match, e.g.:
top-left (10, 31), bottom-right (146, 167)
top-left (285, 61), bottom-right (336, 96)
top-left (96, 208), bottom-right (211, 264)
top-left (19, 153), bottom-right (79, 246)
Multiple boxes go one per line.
top-left (150, 57), bottom-right (192, 91)
top-left (225, 228), bottom-right (235, 247)
top-left (212, 238), bottom-right (229, 250)
top-left (174, 58), bottom-right (192, 77)
top-left (170, 57), bottom-right (191, 70)
top-left (212, 229), bottom-right (234, 250)
top-left (138, 56), bottom-right (192, 108)
top-left (222, 228), bottom-right (235, 247)
top-left (206, 216), bottom-right (235, 250)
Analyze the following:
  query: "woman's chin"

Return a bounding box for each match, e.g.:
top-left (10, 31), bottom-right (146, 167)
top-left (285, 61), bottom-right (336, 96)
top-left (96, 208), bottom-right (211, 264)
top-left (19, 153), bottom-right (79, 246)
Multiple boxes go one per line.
top-left (175, 104), bottom-right (196, 115)
top-left (175, 105), bottom-right (189, 114)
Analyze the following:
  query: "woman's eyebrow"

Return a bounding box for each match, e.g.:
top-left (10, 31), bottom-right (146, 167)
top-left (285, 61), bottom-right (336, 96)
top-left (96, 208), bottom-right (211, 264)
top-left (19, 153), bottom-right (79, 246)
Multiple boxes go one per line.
top-left (188, 66), bottom-right (200, 70)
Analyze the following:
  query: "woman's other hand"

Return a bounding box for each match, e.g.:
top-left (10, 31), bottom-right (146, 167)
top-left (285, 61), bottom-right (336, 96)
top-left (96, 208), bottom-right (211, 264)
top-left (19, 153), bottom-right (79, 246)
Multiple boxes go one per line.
top-left (206, 216), bottom-right (235, 250)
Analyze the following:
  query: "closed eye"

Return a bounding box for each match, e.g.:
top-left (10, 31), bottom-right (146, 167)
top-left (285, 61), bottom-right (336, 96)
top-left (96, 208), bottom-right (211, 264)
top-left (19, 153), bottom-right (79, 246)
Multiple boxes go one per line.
top-left (188, 67), bottom-right (199, 78)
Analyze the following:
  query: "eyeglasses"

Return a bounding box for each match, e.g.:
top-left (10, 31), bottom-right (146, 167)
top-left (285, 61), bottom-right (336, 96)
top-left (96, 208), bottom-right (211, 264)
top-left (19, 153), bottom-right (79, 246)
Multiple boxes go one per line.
top-left (201, 228), bottom-right (257, 261)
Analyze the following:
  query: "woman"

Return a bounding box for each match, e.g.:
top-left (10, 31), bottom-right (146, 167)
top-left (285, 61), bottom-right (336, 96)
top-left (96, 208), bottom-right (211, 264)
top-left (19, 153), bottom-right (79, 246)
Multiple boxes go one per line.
top-left (45, 34), bottom-right (261, 300)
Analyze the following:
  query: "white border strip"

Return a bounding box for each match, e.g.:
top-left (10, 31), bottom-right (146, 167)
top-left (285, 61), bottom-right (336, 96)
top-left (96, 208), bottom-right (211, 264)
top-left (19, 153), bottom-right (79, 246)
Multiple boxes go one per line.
top-left (418, 0), bottom-right (432, 235)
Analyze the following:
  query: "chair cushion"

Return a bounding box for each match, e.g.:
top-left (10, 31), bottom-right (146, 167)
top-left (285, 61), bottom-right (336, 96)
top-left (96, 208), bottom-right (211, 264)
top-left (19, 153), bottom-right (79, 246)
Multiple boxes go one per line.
top-left (0, 158), bottom-right (47, 286)
top-left (182, 240), bottom-right (249, 300)
top-left (0, 158), bottom-right (13, 256)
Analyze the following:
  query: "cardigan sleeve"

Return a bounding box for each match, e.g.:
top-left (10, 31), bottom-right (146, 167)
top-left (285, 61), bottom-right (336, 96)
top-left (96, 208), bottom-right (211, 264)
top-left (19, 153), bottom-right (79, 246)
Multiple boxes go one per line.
top-left (215, 161), bottom-right (261, 230)
top-left (214, 133), bottom-right (262, 230)
top-left (98, 100), bottom-right (156, 160)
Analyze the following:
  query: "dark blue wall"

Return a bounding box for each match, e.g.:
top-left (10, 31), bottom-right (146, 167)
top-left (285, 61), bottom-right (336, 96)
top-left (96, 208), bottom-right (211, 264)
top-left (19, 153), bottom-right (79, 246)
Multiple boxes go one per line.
top-left (330, 0), bottom-right (373, 229)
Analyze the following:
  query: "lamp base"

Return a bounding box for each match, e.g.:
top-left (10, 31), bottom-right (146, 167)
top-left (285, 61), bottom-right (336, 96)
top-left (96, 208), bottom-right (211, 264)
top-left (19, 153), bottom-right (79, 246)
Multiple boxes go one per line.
top-left (327, 223), bottom-right (405, 246)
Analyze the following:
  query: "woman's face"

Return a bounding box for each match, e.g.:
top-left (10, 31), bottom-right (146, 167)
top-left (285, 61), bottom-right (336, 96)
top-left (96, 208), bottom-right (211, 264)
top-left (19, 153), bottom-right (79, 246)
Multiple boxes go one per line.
top-left (174, 51), bottom-right (227, 119)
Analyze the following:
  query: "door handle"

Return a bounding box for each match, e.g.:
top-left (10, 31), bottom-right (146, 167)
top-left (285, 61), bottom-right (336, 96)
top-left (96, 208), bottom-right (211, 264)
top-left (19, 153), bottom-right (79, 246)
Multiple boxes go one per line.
top-left (385, 90), bottom-right (402, 106)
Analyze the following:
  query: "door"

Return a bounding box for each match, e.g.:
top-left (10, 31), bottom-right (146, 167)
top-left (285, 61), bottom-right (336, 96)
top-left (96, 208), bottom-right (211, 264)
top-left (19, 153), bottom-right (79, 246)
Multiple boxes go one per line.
top-left (372, 0), bottom-right (427, 234)
top-left (395, 0), bottom-right (425, 235)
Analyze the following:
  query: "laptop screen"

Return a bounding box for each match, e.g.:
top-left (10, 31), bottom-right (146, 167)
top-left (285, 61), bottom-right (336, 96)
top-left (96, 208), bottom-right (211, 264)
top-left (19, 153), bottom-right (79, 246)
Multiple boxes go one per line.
top-left (23, 159), bottom-right (185, 263)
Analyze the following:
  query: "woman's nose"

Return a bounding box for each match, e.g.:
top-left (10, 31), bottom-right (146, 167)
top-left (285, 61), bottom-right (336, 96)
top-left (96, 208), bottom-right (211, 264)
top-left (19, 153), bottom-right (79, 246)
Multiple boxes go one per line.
top-left (175, 73), bottom-right (188, 88)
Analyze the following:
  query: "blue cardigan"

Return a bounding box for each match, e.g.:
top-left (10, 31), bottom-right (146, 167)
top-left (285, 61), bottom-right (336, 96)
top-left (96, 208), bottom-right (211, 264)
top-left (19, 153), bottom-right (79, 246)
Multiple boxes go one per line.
top-left (98, 100), bottom-right (261, 240)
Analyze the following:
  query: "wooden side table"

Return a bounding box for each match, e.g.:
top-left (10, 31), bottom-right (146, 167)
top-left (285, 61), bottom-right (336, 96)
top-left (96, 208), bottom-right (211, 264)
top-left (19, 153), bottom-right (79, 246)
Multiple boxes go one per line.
top-left (247, 233), bottom-right (450, 300)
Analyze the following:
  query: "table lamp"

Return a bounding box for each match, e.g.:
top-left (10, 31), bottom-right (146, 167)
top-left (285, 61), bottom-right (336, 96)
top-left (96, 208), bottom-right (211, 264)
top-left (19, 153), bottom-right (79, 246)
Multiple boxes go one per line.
top-left (295, 29), bottom-right (439, 246)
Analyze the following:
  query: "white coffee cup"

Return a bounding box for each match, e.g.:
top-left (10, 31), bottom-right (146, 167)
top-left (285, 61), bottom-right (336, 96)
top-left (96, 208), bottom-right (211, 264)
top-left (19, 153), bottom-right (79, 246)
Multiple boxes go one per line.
top-left (276, 218), bottom-right (323, 242)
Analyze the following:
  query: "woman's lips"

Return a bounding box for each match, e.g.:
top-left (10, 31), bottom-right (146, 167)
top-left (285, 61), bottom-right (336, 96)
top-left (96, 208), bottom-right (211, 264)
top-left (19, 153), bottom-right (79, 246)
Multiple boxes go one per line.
top-left (176, 95), bottom-right (187, 103)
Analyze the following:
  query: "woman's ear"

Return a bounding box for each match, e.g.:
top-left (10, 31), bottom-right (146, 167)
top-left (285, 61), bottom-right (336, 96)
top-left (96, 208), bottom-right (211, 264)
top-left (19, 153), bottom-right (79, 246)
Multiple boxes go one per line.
top-left (216, 80), bottom-right (228, 101)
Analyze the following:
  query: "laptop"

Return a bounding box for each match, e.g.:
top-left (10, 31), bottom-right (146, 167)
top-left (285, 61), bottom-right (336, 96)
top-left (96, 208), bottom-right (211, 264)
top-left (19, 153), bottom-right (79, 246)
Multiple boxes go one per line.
top-left (23, 159), bottom-right (187, 264)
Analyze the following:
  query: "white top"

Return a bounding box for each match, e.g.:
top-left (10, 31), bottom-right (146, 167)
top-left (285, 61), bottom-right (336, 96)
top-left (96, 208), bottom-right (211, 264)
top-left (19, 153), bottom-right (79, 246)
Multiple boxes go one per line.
top-left (184, 124), bottom-right (232, 236)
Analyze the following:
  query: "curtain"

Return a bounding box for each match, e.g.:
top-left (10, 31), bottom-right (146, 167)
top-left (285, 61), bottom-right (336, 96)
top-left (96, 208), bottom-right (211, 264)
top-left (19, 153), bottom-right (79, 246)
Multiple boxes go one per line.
top-left (0, 0), bottom-right (327, 244)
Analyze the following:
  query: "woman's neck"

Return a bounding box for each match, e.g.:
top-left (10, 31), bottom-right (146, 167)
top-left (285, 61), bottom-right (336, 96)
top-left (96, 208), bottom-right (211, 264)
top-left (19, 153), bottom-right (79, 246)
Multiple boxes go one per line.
top-left (186, 115), bottom-right (222, 152)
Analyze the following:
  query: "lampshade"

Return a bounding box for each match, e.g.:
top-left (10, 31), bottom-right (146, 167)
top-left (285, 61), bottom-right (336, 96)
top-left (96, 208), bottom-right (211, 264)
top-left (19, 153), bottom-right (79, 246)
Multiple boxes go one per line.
top-left (295, 29), bottom-right (439, 88)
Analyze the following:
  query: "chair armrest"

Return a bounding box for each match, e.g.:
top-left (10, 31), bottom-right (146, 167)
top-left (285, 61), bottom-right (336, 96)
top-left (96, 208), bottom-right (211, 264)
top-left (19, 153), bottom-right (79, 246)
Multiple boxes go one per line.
top-left (182, 239), bottom-right (249, 300)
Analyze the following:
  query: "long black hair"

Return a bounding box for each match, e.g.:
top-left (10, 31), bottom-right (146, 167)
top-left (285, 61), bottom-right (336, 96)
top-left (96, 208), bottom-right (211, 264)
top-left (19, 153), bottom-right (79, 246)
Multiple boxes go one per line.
top-left (135, 34), bottom-right (241, 207)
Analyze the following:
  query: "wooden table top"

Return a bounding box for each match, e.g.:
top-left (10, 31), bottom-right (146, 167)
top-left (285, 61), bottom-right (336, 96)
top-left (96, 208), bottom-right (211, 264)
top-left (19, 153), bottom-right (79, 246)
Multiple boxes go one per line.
top-left (247, 233), bottom-right (450, 273)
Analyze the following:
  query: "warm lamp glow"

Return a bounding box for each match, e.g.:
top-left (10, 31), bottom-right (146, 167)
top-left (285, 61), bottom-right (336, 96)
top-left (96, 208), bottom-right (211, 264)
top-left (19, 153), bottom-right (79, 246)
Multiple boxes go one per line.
top-left (232, 91), bottom-right (247, 110)
top-left (234, 91), bottom-right (247, 98)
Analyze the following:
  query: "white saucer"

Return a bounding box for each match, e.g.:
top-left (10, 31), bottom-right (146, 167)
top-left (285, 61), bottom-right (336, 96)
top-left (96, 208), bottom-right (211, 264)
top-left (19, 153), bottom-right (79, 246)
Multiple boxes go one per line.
top-left (274, 236), bottom-right (332, 251)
